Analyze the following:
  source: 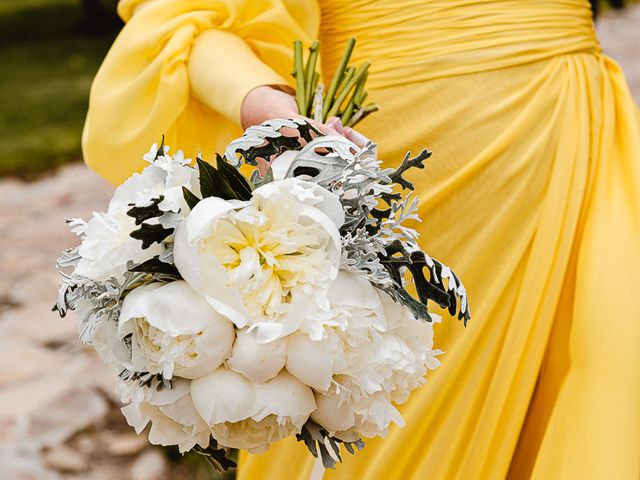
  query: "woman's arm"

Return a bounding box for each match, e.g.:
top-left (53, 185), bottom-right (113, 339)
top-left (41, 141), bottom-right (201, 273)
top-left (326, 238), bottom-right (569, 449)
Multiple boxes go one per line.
top-left (188, 29), bottom-right (292, 126)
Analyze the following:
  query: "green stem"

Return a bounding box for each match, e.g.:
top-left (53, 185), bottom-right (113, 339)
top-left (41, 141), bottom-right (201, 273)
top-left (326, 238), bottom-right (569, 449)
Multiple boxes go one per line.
top-left (303, 41), bottom-right (320, 116)
top-left (323, 37), bottom-right (356, 120)
top-left (342, 71), bottom-right (367, 124)
top-left (346, 102), bottom-right (378, 127)
top-left (293, 40), bottom-right (306, 114)
top-left (326, 61), bottom-right (370, 121)
top-left (307, 71), bottom-right (320, 114)
top-left (357, 90), bottom-right (368, 106)
top-left (335, 66), bottom-right (355, 103)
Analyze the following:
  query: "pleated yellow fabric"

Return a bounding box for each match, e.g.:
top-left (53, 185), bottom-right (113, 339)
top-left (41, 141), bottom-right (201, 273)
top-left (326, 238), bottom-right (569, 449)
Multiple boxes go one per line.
top-left (84, 0), bottom-right (640, 478)
top-left (82, 0), bottom-right (318, 183)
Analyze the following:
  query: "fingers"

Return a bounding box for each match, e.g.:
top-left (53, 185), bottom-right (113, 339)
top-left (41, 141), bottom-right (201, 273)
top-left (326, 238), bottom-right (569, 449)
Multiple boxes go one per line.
top-left (326, 117), bottom-right (370, 147)
top-left (307, 118), bottom-right (340, 136)
top-left (344, 128), bottom-right (370, 148)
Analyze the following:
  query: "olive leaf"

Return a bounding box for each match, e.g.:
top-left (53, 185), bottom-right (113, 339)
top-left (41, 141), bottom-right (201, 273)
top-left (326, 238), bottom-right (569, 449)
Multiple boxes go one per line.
top-left (126, 196), bottom-right (174, 249)
top-left (197, 157), bottom-right (238, 200)
top-left (181, 186), bottom-right (201, 210)
top-left (128, 255), bottom-right (181, 278)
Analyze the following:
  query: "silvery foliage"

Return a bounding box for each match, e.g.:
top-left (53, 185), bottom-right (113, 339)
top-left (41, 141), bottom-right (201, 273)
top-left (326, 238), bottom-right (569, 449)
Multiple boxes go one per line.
top-left (296, 138), bottom-right (469, 324)
top-left (54, 247), bottom-right (171, 344)
top-left (54, 144), bottom-right (182, 383)
top-left (296, 420), bottom-right (364, 469)
top-left (225, 119), bottom-right (470, 325)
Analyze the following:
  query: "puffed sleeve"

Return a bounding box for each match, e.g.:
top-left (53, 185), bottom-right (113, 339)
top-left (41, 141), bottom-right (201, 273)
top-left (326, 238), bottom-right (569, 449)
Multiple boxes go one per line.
top-left (82, 0), bottom-right (319, 184)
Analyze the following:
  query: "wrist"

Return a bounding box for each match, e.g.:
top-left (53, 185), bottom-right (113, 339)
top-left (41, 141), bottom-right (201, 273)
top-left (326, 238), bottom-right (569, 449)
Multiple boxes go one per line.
top-left (241, 85), bottom-right (298, 129)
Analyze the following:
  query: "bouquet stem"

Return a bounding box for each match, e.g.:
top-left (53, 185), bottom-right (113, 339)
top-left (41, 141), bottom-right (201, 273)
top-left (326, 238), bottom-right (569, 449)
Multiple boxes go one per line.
top-left (293, 40), bottom-right (307, 114)
top-left (292, 38), bottom-right (378, 127)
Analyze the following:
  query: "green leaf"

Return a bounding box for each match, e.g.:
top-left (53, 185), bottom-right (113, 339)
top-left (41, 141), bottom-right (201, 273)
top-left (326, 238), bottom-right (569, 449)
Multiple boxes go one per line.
top-left (197, 157), bottom-right (237, 200)
top-left (128, 255), bottom-right (181, 277)
top-left (126, 196), bottom-right (164, 225)
top-left (215, 153), bottom-right (253, 200)
top-left (182, 186), bottom-right (201, 210)
top-left (130, 223), bottom-right (174, 249)
top-left (154, 135), bottom-right (166, 160)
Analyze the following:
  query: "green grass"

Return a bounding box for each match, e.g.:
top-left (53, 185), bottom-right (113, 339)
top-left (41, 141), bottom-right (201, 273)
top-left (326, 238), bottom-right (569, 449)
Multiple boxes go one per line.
top-left (0, 0), bottom-right (118, 178)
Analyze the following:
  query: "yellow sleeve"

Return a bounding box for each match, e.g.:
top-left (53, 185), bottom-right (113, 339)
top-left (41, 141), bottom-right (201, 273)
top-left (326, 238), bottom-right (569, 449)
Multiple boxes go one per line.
top-left (82, 0), bottom-right (319, 184)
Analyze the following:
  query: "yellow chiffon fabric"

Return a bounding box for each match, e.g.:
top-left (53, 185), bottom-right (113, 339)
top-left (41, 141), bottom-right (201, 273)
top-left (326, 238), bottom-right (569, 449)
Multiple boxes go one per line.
top-left (83, 0), bottom-right (640, 478)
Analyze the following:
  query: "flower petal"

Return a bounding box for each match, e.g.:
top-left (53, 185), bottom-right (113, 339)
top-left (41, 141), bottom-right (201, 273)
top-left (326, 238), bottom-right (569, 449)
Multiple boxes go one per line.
top-left (228, 329), bottom-right (287, 382)
top-left (191, 368), bottom-right (259, 424)
top-left (285, 333), bottom-right (335, 392)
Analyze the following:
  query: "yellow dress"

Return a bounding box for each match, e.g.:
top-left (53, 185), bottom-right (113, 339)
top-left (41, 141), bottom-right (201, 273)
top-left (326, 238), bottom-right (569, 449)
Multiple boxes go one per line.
top-left (83, 0), bottom-right (640, 478)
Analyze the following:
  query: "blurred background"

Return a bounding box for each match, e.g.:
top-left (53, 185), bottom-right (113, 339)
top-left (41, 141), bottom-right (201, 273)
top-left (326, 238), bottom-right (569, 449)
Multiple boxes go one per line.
top-left (0, 1), bottom-right (638, 479)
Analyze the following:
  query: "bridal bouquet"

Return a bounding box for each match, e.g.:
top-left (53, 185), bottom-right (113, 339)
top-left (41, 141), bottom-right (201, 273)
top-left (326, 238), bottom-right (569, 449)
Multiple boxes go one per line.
top-left (55, 40), bottom-right (469, 471)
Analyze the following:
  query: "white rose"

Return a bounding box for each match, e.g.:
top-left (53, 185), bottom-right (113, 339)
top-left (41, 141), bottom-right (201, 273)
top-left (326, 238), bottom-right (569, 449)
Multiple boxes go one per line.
top-left (174, 178), bottom-right (344, 342)
top-left (74, 148), bottom-right (199, 282)
top-left (118, 281), bottom-right (235, 379)
top-left (118, 378), bottom-right (210, 453)
top-left (227, 329), bottom-right (287, 382)
top-left (191, 368), bottom-right (315, 453)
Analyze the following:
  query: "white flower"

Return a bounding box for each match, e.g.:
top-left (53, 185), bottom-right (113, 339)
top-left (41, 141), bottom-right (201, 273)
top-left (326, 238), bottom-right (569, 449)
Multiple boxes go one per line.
top-left (298, 271), bottom-right (440, 440)
top-left (90, 316), bottom-right (131, 371)
top-left (75, 208), bottom-right (163, 282)
top-left (285, 332), bottom-right (339, 392)
top-left (118, 379), bottom-right (210, 453)
top-left (117, 281), bottom-right (235, 379)
top-left (174, 178), bottom-right (344, 342)
top-left (311, 388), bottom-right (404, 440)
top-left (74, 149), bottom-right (199, 282)
top-left (227, 329), bottom-right (287, 382)
top-left (191, 368), bottom-right (315, 453)
top-left (283, 271), bottom-right (385, 393)
top-left (321, 272), bottom-right (440, 403)
top-left (378, 290), bottom-right (442, 403)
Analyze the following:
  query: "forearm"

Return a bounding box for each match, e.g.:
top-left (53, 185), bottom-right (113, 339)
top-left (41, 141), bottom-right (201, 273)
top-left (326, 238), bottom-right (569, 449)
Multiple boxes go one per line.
top-left (188, 29), bottom-right (290, 125)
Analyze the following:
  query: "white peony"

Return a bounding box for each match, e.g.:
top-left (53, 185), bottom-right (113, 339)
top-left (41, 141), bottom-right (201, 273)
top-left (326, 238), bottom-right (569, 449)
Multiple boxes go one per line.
top-left (292, 271), bottom-right (440, 439)
top-left (117, 281), bottom-right (235, 379)
top-left (174, 178), bottom-right (344, 343)
top-left (90, 315), bottom-right (131, 372)
top-left (191, 368), bottom-right (315, 453)
top-left (312, 388), bottom-right (405, 440)
top-left (227, 329), bottom-right (287, 382)
top-left (74, 147), bottom-right (198, 282)
top-left (118, 378), bottom-right (210, 453)
top-left (285, 332), bottom-right (339, 392)
top-left (378, 290), bottom-right (442, 403)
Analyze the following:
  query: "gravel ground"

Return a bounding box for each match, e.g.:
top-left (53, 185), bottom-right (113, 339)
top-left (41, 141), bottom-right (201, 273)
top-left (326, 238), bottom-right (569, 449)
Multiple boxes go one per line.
top-left (0, 7), bottom-right (638, 480)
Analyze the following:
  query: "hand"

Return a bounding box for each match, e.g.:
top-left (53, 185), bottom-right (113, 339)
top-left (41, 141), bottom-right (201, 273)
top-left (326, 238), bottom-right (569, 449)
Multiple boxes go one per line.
top-left (240, 86), bottom-right (369, 147)
top-left (240, 86), bottom-right (298, 130)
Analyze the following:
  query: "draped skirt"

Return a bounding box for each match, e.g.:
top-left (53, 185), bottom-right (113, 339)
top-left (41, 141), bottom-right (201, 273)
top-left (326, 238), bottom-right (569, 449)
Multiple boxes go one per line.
top-left (239, 50), bottom-right (640, 480)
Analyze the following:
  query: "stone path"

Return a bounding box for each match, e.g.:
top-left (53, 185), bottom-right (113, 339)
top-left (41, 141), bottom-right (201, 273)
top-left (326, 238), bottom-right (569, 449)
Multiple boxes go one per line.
top-left (0, 7), bottom-right (638, 480)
